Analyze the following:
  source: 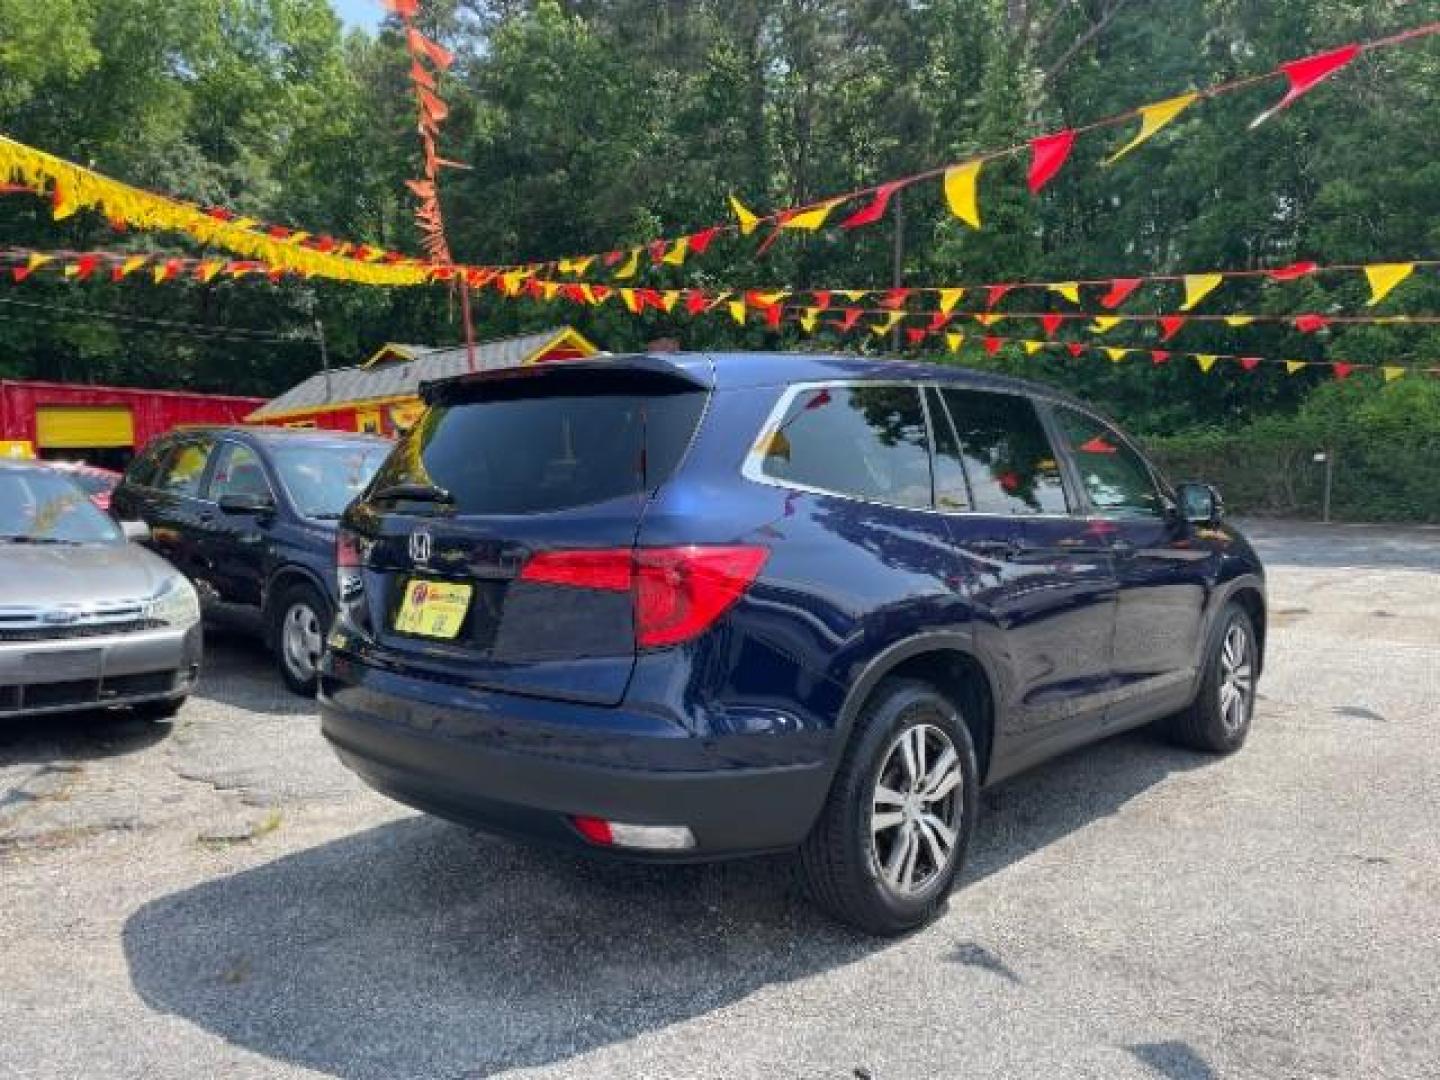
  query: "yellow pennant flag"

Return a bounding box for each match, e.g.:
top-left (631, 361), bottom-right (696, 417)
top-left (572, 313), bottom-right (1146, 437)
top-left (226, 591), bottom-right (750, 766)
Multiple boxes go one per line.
top-left (750, 290), bottom-right (789, 307)
top-left (782, 200), bottom-right (840, 231)
top-left (1364, 263), bottom-right (1415, 306)
top-left (557, 257), bottom-right (578, 274)
top-left (26, 253), bottom-right (54, 273)
top-left (577, 284), bottom-right (599, 305)
top-left (1181, 273), bottom-right (1224, 310)
top-left (728, 299), bottom-right (747, 325)
top-left (50, 182), bottom-right (81, 220)
top-left (198, 260), bottom-right (223, 283)
top-left (943, 161), bottom-right (983, 230)
top-left (1223, 315), bottom-right (1255, 327)
top-left (118, 255), bottom-right (147, 278)
top-left (729, 194), bottom-right (760, 236)
top-left (1194, 354), bottom-right (1218, 373)
top-left (1049, 282), bottom-right (1081, 304)
top-left (1106, 347), bottom-right (1130, 363)
top-left (571, 255), bottom-right (596, 277)
top-left (1285, 360), bottom-right (1308, 375)
top-left (974, 312), bottom-right (1004, 328)
top-left (870, 311), bottom-right (905, 336)
top-left (614, 248), bottom-right (641, 280)
top-left (839, 289), bottom-right (868, 302)
top-left (539, 282), bottom-right (559, 301)
top-left (1090, 316), bottom-right (1122, 333)
top-left (1024, 340), bottom-right (1046, 356)
top-left (937, 288), bottom-right (966, 313)
top-left (619, 288), bottom-right (640, 314)
top-left (1106, 93), bottom-right (1199, 165)
top-left (799, 308), bottom-right (820, 333)
top-left (661, 237), bottom-right (689, 266)
top-left (659, 290), bottom-right (680, 313)
top-left (1382, 366), bottom-right (1406, 382)
top-left (945, 332), bottom-right (965, 354)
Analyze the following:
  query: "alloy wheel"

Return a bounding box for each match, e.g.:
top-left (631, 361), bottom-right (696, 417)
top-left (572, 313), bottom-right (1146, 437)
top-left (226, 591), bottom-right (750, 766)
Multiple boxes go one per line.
top-left (282, 601), bottom-right (323, 684)
top-left (868, 722), bottom-right (964, 898)
top-left (1218, 622), bottom-right (1254, 733)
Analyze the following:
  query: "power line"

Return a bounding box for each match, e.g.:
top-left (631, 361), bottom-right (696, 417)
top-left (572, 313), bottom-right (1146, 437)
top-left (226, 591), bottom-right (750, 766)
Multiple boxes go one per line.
top-left (0, 295), bottom-right (315, 344)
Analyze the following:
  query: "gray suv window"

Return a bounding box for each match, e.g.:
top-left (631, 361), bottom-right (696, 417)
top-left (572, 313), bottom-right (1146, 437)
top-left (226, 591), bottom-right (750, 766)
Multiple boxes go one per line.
top-left (760, 385), bottom-right (933, 509)
top-left (938, 389), bottom-right (1068, 515)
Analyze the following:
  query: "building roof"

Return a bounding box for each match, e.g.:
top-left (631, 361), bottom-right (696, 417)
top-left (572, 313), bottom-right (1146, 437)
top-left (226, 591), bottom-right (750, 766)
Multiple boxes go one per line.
top-left (247, 327), bottom-right (597, 420)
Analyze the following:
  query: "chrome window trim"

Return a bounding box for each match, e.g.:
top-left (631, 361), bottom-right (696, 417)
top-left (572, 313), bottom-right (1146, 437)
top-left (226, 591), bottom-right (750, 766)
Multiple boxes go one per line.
top-left (740, 379), bottom-right (1082, 521)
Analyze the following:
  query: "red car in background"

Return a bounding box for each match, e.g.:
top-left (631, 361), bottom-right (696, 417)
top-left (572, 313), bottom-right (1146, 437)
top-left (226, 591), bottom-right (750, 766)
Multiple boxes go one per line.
top-left (42, 460), bottom-right (122, 512)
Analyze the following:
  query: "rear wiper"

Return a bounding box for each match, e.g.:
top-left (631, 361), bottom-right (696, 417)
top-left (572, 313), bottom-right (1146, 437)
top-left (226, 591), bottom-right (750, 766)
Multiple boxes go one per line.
top-left (370, 482), bottom-right (455, 505)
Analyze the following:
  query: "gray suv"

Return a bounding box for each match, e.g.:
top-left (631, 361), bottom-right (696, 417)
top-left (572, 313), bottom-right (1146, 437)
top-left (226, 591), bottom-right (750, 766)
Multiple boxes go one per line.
top-left (0, 462), bottom-right (202, 719)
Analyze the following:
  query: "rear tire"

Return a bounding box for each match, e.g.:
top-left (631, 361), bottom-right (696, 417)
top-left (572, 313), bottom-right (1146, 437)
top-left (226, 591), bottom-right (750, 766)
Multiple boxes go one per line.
top-left (270, 581), bottom-right (331, 697)
top-left (1160, 602), bottom-right (1258, 754)
top-left (799, 678), bottom-right (978, 936)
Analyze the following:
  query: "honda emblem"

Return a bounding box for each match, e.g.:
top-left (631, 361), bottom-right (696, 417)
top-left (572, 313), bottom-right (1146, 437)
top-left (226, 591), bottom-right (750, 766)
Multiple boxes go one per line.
top-left (409, 529), bottom-right (433, 566)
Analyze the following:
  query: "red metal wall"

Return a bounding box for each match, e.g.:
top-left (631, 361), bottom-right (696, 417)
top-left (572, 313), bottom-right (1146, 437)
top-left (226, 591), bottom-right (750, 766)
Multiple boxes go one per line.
top-left (0, 380), bottom-right (267, 450)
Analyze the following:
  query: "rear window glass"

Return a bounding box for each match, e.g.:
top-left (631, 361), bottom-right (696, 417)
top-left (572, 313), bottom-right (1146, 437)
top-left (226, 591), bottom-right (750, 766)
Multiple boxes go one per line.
top-left (371, 389), bottom-right (705, 515)
top-left (939, 389), bottom-right (1068, 515)
top-left (758, 385), bottom-right (933, 509)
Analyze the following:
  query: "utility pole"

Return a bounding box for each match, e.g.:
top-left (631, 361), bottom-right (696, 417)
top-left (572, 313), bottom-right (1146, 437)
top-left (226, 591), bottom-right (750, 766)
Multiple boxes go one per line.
top-left (892, 189), bottom-right (905, 352)
top-left (315, 316), bottom-right (332, 405)
top-left (458, 280), bottom-right (478, 372)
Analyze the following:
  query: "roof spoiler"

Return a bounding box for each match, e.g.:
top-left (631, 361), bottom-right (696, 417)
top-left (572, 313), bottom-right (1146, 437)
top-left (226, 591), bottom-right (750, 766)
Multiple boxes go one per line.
top-left (419, 354), bottom-right (713, 406)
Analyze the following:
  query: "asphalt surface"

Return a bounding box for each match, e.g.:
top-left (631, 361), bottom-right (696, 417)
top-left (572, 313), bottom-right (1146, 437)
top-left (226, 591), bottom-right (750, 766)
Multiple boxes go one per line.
top-left (2, 520), bottom-right (1438, 1079)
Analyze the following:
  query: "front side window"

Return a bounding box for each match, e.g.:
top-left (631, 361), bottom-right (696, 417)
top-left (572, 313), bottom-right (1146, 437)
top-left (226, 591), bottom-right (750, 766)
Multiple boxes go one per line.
top-left (207, 443), bottom-right (273, 504)
top-left (126, 441), bottom-right (169, 488)
top-left (759, 385), bottom-right (933, 509)
top-left (0, 469), bottom-right (122, 545)
top-left (939, 389), bottom-right (1068, 515)
top-left (1052, 408), bottom-right (1164, 517)
top-left (157, 438), bottom-right (215, 497)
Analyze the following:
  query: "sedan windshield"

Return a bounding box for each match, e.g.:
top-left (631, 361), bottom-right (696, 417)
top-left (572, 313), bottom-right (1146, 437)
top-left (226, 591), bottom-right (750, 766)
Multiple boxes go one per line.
top-left (271, 442), bottom-right (388, 519)
top-left (0, 469), bottom-right (123, 544)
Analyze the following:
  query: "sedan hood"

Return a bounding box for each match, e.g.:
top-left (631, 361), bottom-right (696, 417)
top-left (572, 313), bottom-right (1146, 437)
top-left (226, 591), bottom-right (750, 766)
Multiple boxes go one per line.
top-left (0, 542), bottom-right (177, 608)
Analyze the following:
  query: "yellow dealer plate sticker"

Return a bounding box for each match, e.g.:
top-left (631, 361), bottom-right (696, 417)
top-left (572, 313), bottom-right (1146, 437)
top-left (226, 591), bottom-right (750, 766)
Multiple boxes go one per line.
top-left (393, 579), bottom-right (472, 640)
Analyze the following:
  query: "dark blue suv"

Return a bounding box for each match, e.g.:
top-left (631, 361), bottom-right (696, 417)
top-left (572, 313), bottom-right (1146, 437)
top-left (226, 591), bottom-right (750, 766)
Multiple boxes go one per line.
top-left (113, 427), bottom-right (389, 694)
top-left (320, 354), bottom-right (1265, 934)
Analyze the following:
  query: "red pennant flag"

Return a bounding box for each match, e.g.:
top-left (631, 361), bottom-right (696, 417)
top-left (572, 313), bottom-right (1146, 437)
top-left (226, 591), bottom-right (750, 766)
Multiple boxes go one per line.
top-left (986, 284), bottom-right (1012, 309)
top-left (811, 290), bottom-right (832, 311)
top-left (267, 225), bottom-right (291, 240)
top-left (1040, 313), bottom-right (1065, 338)
top-left (590, 285), bottom-right (613, 303)
top-left (879, 287), bottom-right (911, 310)
top-left (602, 250), bottom-right (624, 267)
top-left (927, 311), bottom-right (952, 333)
top-left (763, 303), bottom-right (783, 328)
top-left (74, 254), bottom-right (100, 281)
top-left (405, 179), bottom-right (435, 199)
top-left (839, 180), bottom-right (907, 230)
top-left (1294, 313), bottom-right (1330, 333)
top-left (156, 259), bottom-right (182, 283)
top-left (524, 278), bottom-right (545, 299)
top-left (267, 268), bottom-right (284, 283)
top-left (1151, 350), bottom-right (1171, 365)
top-left (1159, 316), bottom-right (1187, 342)
top-left (419, 88), bottom-right (449, 124)
top-left (684, 289), bottom-right (709, 315)
top-left (1068, 343), bottom-right (1086, 358)
top-left (983, 336), bottom-right (1002, 355)
top-left (838, 308), bottom-right (863, 332)
top-left (407, 28), bottom-right (455, 71)
top-left (382, 0), bottom-right (419, 16)
top-left (1251, 44), bottom-right (1360, 128)
top-left (1267, 261), bottom-right (1318, 281)
top-left (1028, 130), bottom-right (1076, 193)
top-left (643, 239), bottom-right (664, 264)
top-left (1240, 357), bottom-right (1263, 371)
top-left (905, 328), bottom-right (928, 345)
top-left (409, 60), bottom-right (436, 91)
top-left (1332, 363), bottom-right (1353, 380)
top-left (1101, 278), bottom-right (1142, 309)
top-left (688, 226), bottom-right (720, 255)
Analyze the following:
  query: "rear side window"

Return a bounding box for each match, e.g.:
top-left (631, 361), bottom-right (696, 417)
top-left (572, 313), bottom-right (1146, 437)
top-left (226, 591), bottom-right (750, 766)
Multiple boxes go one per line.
top-left (759, 385), bottom-right (933, 509)
top-left (126, 440), bottom-right (170, 488)
top-left (371, 389), bottom-right (705, 515)
top-left (939, 389), bottom-right (1068, 515)
top-left (157, 437), bottom-right (215, 497)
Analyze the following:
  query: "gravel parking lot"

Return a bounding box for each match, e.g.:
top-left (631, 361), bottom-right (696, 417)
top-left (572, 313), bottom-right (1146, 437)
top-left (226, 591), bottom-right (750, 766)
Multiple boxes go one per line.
top-left (2, 521), bottom-right (1438, 1080)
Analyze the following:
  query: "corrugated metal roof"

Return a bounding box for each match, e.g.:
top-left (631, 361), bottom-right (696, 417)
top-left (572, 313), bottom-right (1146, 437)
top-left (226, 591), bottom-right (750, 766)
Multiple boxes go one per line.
top-left (249, 328), bottom-right (580, 418)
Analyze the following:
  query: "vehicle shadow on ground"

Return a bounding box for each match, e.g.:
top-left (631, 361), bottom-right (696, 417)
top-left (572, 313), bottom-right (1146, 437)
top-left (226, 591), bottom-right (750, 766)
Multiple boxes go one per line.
top-left (0, 708), bottom-right (170, 768)
top-left (122, 729), bottom-right (1205, 1078)
top-left (192, 610), bottom-right (316, 719)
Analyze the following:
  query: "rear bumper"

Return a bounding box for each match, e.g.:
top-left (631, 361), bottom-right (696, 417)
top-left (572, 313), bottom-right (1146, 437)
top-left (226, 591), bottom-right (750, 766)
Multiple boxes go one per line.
top-left (319, 653), bottom-right (833, 860)
top-left (0, 622), bottom-right (202, 717)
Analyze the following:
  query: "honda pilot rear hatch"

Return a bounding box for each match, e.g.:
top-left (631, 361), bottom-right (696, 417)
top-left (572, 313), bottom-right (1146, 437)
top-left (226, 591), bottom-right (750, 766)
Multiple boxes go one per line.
top-left (341, 358), bottom-right (712, 705)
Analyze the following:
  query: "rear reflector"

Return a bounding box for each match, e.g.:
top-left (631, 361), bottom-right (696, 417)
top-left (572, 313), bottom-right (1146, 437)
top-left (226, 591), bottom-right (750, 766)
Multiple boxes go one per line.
top-left (570, 816), bottom-right (696, 851)
top-left (520, 545), bottom-right (768, 649)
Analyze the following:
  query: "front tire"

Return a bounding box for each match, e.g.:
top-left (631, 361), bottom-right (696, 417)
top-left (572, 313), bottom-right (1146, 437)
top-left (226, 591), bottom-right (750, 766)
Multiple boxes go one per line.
top-left (799, 678), bottom-right (979, 936)
top-left (1161, 602), bottom-right (1258, 753)
top-left (270, 581), bottom-right (331, 697)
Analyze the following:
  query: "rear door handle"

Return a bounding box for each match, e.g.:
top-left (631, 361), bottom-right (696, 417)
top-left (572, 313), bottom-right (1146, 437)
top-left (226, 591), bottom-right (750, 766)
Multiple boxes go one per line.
top-left (1110, 539), bottom-right (1137, 558)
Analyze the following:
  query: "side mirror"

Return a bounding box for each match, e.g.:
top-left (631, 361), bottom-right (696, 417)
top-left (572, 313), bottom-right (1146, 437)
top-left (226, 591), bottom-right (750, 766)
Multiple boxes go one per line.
top-left (121, 519), bottom-right (151, 543)
top-left (218, 492), bottom-right (275, 516)
top-left (1176, 481), bottom-right (1224, 525)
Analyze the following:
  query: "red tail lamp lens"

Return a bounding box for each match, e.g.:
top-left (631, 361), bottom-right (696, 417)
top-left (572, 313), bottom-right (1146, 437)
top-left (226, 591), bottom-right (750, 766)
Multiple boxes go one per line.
top-left (520, 545), bottom-right (769, 649)
top-left (571, 816), bottom-right (614, 845)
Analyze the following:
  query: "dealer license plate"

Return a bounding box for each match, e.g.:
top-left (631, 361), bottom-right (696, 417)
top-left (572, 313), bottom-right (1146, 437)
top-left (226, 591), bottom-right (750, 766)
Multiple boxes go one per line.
top-left (393, 579), bottom-right (473, 640)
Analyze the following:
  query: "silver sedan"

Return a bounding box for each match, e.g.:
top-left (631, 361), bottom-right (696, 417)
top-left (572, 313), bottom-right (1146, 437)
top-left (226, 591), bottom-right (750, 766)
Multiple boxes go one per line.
top-left (0, 462), bottom-right (202, 720)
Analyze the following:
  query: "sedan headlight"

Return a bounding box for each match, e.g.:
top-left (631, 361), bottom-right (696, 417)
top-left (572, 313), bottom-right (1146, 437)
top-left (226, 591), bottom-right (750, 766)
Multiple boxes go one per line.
top-left (148, 576), bottom-right (201, 627)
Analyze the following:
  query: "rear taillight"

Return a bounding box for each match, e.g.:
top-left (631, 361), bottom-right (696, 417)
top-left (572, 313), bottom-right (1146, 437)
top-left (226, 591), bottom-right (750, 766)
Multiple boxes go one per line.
top-left (336, 529), bottom-right (362, 599)
top-left (520, 545), bottom-right (768, 649)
